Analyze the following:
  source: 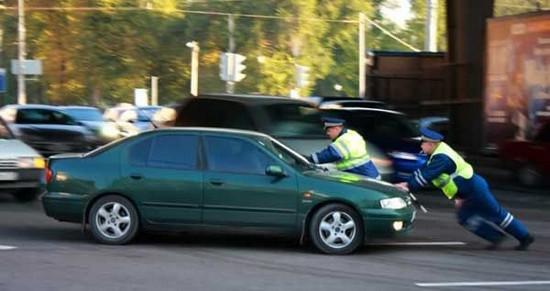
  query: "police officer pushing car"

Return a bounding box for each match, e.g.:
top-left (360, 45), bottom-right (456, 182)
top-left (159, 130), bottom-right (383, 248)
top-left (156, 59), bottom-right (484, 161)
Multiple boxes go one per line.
top-left (308, 117), bottom-right (380, 179)
top-left (395, 127), bottom-right (535, 250)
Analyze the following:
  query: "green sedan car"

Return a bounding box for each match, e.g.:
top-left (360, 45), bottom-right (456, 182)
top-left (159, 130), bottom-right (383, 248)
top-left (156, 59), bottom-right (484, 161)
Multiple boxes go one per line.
top-left (43, 128), bottom-right (415, 254)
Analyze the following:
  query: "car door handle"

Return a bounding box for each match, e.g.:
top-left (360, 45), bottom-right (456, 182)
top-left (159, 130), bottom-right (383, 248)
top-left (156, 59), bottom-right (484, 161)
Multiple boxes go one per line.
top-left (130, 173), bottom-right (143, 180)
top-left (209, 179), bottom-right (224, 186)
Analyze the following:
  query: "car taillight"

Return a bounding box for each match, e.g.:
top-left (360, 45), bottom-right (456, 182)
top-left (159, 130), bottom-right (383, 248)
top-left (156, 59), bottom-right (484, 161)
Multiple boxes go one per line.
top-left (46, 168), bottom-right (54, 183)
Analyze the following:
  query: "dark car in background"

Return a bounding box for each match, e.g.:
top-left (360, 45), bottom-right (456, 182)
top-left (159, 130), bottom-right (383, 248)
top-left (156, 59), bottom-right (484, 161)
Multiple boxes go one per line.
top-left (42, 128), bottom-right (415, 254)
top-left (0, 104), bottom-right (98, 156)
top-left (499, 121), bottom-right (550, 187)
top-left (60, 106), bottom-right (120, 144)
top-left (320, 108), bottom-right (427, 182)
top-left (174, 94), bottom-right (331, 155)
top-left (308, 96), bottom-right (388, 110)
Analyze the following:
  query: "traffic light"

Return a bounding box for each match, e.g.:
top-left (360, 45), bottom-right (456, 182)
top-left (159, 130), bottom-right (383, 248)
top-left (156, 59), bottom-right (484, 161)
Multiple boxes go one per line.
top-left (233, 54), bottom-right (246, 82)
top-left (296, 65), bottom-right (310, 88)
top-left (219, 53), bottom-right (246, 82)
top-left (219, 53), bottom-right (229, 81)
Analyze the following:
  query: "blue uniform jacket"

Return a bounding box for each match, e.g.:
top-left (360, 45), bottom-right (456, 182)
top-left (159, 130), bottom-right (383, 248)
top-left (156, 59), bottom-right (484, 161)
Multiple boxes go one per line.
top-left (407, 153), bottom-right (479, 198)
top-left (312, 129), bottom-right (380, 178)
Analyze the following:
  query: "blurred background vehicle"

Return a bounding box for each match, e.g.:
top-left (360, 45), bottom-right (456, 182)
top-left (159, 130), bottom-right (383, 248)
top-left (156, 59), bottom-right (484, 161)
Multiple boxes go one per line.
top-left (151, 104), bottom-right (179, 128)
top-left (116, 105), bottom-right (163, 137)
top-left (0, 116), bottom-right (45, 202)
top-left (173, 94), bottom-right (395, 179)
top-left (499, 120), bottom-right (550, 188)
top-left (0, 104), bottom-right (98, 156)
top-left (417, 116), bottom-right (450, 139)
top-left (308, 96), bottom-right (389, 109)
top-left (320, 107), bottom-right (427, 182)
top-left (174, 94), bottom-right (330, 154)
top-left (60, 106), bottom-right (120, 144)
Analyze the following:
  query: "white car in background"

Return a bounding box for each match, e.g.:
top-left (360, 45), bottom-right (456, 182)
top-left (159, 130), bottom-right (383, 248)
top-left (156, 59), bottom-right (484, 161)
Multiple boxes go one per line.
top-left (0, 117), bottom-right (45, 202)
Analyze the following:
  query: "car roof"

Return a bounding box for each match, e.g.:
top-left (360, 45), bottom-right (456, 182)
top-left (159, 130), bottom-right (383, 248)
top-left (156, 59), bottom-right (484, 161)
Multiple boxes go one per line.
top-left (2, 104), bottom-right (59, 110)
top-left (145, 127), bottom-right (272, 139)
top-left (59, 106), bottom-right (100, 110)
top-left (195, 93), bottom-right (316, 106)
top-left (322, 107), bottom-right (405, 116)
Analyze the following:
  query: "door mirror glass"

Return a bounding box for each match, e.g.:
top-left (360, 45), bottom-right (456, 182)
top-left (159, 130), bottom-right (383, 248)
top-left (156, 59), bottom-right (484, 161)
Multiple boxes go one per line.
top-left (265, 165), bottom-right (287, 177)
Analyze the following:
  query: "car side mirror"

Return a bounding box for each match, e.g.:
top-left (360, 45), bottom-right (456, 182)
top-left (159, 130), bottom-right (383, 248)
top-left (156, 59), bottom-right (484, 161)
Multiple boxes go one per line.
top-left (265, 165), bottom-right (287, 177)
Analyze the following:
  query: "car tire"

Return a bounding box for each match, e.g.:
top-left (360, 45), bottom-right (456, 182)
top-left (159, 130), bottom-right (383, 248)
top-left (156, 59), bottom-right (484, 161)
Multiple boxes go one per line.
top-left (88, 195), bottom-right (139, 245)
top-left (517, 163), bottom-right (542, 188)
top-left (309, 203), bottom-right (364, 255)
top-left (13, 188), bottom-right (40, 202)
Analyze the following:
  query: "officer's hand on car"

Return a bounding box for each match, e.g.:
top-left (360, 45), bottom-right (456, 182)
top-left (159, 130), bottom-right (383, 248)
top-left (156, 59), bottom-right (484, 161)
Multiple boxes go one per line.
top-left (394, 182), bottom-right (409, 192)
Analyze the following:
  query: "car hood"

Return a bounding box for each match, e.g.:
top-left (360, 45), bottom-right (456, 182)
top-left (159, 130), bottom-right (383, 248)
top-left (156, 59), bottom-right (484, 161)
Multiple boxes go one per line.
top-left (303, 169), bottom-right (405, 197)
top-left (0, 139), bottom-right (41, 158)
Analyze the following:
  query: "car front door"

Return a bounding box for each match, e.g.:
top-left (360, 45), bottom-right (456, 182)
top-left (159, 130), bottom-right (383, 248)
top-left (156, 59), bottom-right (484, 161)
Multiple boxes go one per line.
top-left (202, 135), bottom-right (298, 228)
top-left (122, 133), bottom-right (203, 224)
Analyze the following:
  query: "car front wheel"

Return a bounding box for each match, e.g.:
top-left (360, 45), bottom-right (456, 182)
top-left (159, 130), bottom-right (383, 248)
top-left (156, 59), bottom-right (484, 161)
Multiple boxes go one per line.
top-left (309, 204), bottom-right (364, 255)
top-left (88, 195), bottom-right (139, 245)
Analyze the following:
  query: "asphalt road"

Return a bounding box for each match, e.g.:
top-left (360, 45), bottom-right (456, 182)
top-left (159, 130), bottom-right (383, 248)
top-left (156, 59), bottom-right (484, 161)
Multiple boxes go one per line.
top-left (0, 189), bottom-right (549, 291)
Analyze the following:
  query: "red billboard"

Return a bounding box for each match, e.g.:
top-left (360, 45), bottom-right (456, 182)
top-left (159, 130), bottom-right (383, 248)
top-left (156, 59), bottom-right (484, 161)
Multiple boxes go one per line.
top-left (484, 12), bottom-right (550, 147)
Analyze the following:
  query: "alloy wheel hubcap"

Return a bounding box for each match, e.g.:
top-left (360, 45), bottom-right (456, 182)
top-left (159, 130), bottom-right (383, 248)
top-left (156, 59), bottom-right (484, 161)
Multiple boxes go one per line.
top-left (319, 211), bottom-right (356, 249)
top-left (95, 202), bottom-right (131, 239)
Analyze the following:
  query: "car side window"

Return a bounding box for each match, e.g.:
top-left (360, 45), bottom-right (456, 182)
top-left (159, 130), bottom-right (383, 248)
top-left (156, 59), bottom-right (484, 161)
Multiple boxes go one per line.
top-left (16, 109), bottom-right (50, 124)
top-left (204, 136), bottom-right (275, 175)
top-left (148, 134), bottom-right (199, 170)
top-left (128, 138), bottom-right (153, 167)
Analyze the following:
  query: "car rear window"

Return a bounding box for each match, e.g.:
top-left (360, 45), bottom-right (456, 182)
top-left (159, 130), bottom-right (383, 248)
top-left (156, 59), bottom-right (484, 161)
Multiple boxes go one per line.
top-left (263, 104), bottom-right (325, 138)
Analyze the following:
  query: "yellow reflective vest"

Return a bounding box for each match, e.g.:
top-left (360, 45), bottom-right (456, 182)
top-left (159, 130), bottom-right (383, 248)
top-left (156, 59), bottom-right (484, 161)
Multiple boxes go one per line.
top-left (331, 129), bottom-right (372, 171)
top-left (428, 142), bottom-right (474, 199)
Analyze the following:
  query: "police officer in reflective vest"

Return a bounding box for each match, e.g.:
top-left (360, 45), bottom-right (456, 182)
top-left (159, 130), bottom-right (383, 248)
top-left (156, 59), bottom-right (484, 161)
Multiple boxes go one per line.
top-left (308, 117), bottom-right (380, 179)
top-left (395, 127), bottom-right (534, 250)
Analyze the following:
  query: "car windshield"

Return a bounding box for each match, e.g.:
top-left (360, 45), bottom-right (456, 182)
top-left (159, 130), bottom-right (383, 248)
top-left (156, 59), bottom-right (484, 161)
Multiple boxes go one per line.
top-left (263, 104), bottom-right (325, 138)
top-left (63, 108), bottom-right (103, 122)
top-left (254, 136), bottom-right (314, 171)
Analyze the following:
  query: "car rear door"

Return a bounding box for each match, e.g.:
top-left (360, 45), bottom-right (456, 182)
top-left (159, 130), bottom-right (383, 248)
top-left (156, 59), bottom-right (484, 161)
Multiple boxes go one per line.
top-left (121, 133), bottom-right (203, 224)
top-left (201, 134), bottom-right (299, 228)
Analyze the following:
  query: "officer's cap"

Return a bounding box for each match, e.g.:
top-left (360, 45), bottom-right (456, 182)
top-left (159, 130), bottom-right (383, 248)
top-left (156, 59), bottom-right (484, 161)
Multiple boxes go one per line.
top-left (322, 117), bottom-right (345, 128)
top-left (420, 127), bottom-right (444, 142)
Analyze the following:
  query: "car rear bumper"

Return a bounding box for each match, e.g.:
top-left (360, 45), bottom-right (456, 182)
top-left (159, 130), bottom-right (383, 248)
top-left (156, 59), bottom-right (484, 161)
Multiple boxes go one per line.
top-left (42, 192), bottom-right (88, 223)
top-left (0, 168), bottom-right (44, 190)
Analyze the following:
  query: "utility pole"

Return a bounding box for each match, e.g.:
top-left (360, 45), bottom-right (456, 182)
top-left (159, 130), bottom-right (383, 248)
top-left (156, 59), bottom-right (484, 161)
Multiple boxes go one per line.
top-left (17, 0), bottom-right (26, 104)
top-left (186, 41), bottom-right (199, 97)
top-left (151, 76), bottom-right (158, 105)
top-left (425, 0), bottom-right (438, 51)
top-left (358, 12), bottom-right (366, 98)
top-left (226, 14), bottom-right (235, 94)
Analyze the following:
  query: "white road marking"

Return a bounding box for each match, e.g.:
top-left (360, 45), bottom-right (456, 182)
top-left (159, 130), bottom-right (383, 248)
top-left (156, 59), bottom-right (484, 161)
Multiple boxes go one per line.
top-left (0, 245), bottom-right (17, 250)
top-left (369, 241), bottom-right (467, 246)
top-left (416, 281), bottom-right (550, 287)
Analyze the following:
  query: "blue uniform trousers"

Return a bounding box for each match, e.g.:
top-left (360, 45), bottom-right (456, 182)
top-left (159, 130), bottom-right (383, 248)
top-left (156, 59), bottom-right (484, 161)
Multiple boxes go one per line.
top-left (455, 175), bottom-right (530, 243)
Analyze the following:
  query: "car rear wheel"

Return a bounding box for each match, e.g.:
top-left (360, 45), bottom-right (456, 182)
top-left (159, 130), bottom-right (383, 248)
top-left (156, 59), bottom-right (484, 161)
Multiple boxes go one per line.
top-left (89, 195), bottom-right (139, 245)
top-left (309, 204), bottom-right (364, 255)
top-left (517, 163), bottom-right (542, 188)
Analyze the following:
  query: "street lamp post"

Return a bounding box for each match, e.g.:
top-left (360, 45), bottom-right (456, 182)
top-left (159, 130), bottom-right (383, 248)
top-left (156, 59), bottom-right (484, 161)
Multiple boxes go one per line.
top-left (186, 41), bottom-right (199, 97)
